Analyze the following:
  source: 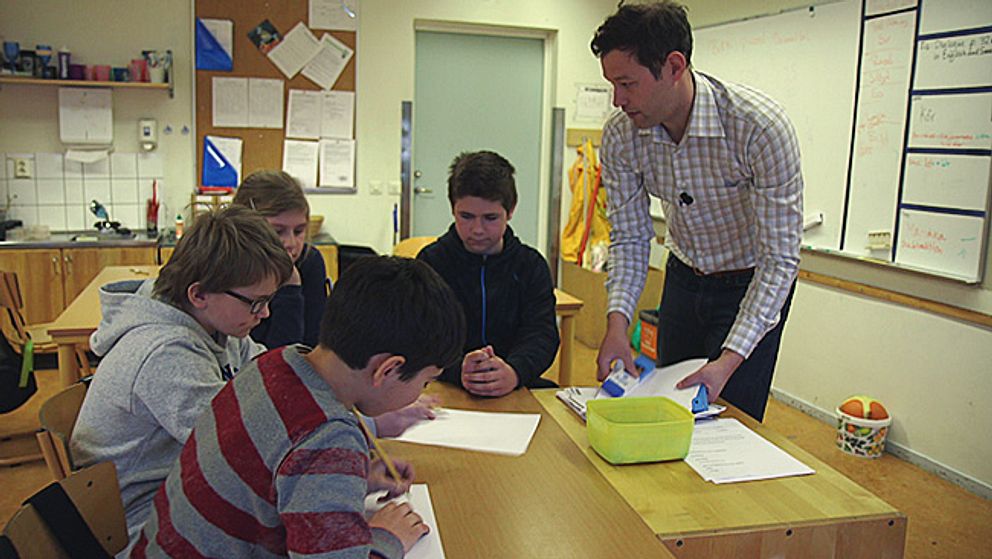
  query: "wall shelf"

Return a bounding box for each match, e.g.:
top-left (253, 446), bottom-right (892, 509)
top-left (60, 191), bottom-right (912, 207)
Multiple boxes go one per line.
top-left (0, 75), bottom-right (173, 98)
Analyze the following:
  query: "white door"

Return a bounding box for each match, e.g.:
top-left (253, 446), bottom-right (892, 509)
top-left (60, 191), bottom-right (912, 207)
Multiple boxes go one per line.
top-left (413, 30), bottom-right (545, 247)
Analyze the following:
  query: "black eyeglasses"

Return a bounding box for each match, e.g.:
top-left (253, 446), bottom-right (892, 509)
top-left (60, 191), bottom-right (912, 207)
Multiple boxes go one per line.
top-left (224, 290), bottom-right (275, 314)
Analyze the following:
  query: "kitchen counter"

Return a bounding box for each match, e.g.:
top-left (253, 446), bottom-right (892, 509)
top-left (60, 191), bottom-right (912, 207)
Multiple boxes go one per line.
top-left (0, 231), bottom-right (160, 249)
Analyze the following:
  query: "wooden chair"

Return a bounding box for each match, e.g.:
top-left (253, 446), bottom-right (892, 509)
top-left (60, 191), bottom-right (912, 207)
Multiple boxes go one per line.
top-left (0, 270), bottom-right (92, 378)
top-left (35, 383), bottom-right (88, 481)
top-left (0, 462), bottom-right (127, 558)
top-left (393, 236), bottom-right (437, 258)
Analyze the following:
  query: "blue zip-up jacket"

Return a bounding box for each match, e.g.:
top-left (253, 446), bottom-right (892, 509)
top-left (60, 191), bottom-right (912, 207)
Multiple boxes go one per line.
top-left (418, 224), bottom-right (559, 389)
top-left (250, 243), bottom-right (329, 349)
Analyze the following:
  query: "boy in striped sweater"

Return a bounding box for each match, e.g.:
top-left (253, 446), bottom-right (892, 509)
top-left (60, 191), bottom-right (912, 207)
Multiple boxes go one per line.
top-left (133, 257), bottom-right (466, 558)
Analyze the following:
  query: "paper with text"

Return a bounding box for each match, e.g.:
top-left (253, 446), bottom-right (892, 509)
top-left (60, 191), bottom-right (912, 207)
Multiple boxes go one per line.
top-left (282, 139), bottom-right (319, 188)
top-left (310, 0), bottom-right (358, 31)
top-left (685, 418), bottom-right (815, 484)
top-left (248, 78), bottom-right (284, 128)
top-left (212, 77), bottom-right (248, 128)
top-left (321, 90), bottom-right (355, 139)
top-left (318, 138), bottom-right (355, 188)
top-left (365, 485), bottom-right (445, 559)
top-left (389, 408), bottom-right (541, 456)
top-left (287, 89), bottom-right (323, 139)
top-left (302, 33), bottom-right (354, 90)
top-left (268, 22), bottom-right (322, 79)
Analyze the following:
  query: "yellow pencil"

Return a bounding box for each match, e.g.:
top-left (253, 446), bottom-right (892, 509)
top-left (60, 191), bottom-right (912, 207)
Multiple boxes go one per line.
top-left (353, 407), bottom-right (404, 484)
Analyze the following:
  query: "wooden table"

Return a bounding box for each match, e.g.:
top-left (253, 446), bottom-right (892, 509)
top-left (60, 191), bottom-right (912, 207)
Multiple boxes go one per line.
top-left (553, 288), bottom-right (583, 386)
top-left (381, 383), bottom-right (674, 558)
top-left (532, 389), bottom-right (907, 559)
top-left (47, 265), bottom-right (159, 387)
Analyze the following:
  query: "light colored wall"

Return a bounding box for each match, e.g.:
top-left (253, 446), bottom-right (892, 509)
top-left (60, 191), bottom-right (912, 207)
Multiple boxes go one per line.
top-left (0, 0), bottom-right (195, 229)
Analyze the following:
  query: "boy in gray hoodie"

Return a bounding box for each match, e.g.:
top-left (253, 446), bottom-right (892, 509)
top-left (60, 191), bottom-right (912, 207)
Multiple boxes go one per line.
top-left (71, 206), bottom-right (294, 551)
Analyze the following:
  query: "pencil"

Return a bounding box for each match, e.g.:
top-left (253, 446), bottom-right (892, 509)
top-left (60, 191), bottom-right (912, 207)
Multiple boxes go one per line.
top-left (353, 407), bottom-right (404, 484)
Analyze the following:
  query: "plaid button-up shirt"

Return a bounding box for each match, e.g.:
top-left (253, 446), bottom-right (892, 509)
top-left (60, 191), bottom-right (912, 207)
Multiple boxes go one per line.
top-left (601, 71), bottom-right (803, 358)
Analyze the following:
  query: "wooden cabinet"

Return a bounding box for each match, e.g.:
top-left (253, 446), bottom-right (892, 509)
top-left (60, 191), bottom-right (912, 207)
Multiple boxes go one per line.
top-left (0, 246), bottom-right (157, 323)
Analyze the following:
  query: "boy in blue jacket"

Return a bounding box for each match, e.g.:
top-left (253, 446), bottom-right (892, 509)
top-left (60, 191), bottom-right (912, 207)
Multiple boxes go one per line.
top-left (418, 151), bottom-right (560, 397)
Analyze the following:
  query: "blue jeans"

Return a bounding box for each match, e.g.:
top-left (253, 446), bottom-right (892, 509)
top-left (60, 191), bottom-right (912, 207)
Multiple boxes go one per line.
top-left (656, 256), bottom-right (795, 422)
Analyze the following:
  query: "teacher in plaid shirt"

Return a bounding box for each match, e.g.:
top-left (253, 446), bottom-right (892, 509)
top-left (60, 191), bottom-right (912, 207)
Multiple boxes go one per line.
top-left (591, 1), bottom-right (803, 421)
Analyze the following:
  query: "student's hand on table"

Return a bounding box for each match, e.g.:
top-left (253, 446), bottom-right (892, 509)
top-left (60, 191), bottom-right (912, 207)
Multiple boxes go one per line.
top-left (461, 346), bottom-right (517, 397)
top-left (373, 394), bottom-right (441, 438)
top-left (286, 265), bottom-right (302, 286)
top-left (369, 502), bottom-right (429, 553)
top-left (676, 349), bottom-right (744, 403)
top-left (368, 457), bottom-right (415, 499)
top-left (596, 312), bottom-right (636, 381)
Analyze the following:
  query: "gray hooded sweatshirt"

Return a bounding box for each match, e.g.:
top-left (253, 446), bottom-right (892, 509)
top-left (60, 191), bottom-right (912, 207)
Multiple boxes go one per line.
top-left (70, 279), bottom-right (265, 550)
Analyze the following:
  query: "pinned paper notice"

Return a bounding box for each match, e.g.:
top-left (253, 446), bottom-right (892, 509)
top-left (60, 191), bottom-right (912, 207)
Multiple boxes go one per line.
top-left (301, 33), bottom-right (354, 90)
top-left (268, 22), bottom-right (321, 79)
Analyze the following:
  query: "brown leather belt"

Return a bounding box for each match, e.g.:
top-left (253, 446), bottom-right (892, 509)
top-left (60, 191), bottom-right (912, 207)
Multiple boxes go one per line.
top-left (691, 266), bottom-right (754, 277)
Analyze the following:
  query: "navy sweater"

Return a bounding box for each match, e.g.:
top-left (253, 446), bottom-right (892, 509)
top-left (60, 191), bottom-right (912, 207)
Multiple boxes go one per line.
top-left (250, 244), bottom-right (329, 349)
top-left (418, 225), bottom-right (559, 389)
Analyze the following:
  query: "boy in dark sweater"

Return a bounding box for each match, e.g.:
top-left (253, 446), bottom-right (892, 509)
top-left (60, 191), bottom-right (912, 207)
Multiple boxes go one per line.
top-left (418, 151), bottom-right (560, 397)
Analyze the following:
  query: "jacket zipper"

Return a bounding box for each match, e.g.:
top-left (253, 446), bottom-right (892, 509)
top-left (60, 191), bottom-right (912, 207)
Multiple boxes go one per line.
top-left (480, 256), bottom-right (487, 345)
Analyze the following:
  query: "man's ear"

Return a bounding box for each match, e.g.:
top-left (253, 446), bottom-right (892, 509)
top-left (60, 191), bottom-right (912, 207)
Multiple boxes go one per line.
top-left (666, 51), bottom-right (688, 80)
top-left (506, 204), bottom-right (516, 221)
top-left (187, 282), bottom-right (209, 310)
top-left (370, 354), bottom-right (407, 388)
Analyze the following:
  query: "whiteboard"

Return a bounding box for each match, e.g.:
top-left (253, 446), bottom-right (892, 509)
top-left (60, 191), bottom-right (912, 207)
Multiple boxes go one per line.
top-left (693, 0), bottom-right (992, 282)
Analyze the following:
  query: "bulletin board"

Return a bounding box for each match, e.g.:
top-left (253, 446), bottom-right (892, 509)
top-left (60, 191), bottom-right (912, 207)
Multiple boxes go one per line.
top-left (693, 0), bottom-right (992, 283)
top-left (193, 0), bottom-right (356, 189)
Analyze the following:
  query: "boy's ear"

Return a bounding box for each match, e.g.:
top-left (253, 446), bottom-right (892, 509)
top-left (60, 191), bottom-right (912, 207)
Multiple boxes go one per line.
top-left (187, 282), bottom-right (209, 310)
top-left (506, 204), bottom-right (516, 221)
top-left (369, 354), bottom-right (407, 388)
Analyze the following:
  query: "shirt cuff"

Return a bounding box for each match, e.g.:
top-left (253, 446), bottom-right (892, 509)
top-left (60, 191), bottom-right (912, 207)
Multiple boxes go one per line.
top-left (370, 527), bottom-right (404, 559)
top-left (723, 318), bottom-right (765, 359)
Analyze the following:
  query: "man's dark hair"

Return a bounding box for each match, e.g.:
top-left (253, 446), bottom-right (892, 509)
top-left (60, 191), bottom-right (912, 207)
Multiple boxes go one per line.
top-left (318, 256), bottom-right (466, 381)
top-left (447, 151), bottom-right (517, 214)
top-left (590, 1), bottom-right (693, 78)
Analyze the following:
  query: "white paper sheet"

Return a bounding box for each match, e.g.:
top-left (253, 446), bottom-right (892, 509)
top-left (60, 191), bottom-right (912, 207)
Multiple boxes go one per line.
top-left (247, 78), bottom-right (284, 129)
top-left (286, 89), bottom-right (323, 139)
top-left (575, 84), bottom-right (613, 122)
top-left (201, 18), bottom-right (234, 59)
top-left (204, 135), bottom-right (243, 184)
top-left (389, 408), bottom-right (541, 456)
top-left (302, 33), bottom-right (354, 90)
top-left (318, 138), bottom-right (355, 188)
top-left (321, 90), bottom-right (355, 139)
top-left (282, 139), bottom-right (319, 188)
top-left (685, 418), bottom-right (815, 484)
top-left (364, 485), bottom-right (444, 559)
top-left (212, 77), bottom-right (249, 128)
top-left (310, 0), bottom-right (358, 31)
top-left (267, 22), bottom-right (322, 79)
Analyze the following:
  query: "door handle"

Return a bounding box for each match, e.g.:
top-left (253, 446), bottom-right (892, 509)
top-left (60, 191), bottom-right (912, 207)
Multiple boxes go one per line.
top-left (414, 187), bottom-right (433, 194)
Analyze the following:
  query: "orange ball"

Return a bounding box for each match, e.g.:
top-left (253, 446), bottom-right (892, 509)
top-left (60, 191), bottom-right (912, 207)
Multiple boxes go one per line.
top-left (839, 396), bottom-right (889, 420)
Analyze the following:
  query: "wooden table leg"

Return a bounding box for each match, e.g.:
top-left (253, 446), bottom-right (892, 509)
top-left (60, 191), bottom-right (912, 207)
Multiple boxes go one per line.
top-left (56, 343), bottom-right (81, 388)
top-left (559, 315), bottom-right (575, 386)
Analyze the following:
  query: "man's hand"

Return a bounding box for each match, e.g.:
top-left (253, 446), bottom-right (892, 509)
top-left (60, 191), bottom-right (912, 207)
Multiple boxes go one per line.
top-left (369, 502), bottom-right (429, 553)
top-left (368, 457), bottom-right (414, 499)
top-left (373, 394), bottom-right (441, 438)
top-left (676, 349), bottom-right (744, 403)
top-left (596, 312), bottom-right (636, 381)
top-left (461, 346), bottom-right (518, 397)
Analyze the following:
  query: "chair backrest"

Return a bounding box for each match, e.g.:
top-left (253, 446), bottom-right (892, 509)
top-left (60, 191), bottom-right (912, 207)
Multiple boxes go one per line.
top-left (36, 383), bottom-right (88, 481)
top-left (392, 236), bottom-right (438, 258)
top-left (1, 462), bottom-right (127, 559)
top-left (0, 270), bottom-right (32, 353)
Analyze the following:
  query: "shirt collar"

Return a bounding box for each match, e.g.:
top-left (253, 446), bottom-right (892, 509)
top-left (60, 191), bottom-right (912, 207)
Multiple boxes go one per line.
top-left (639, 70), bottom-right (725, 142)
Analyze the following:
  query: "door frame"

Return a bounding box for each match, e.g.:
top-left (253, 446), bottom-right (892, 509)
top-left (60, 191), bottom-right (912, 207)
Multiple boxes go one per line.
top-left (407, 19), bottom-right (558, 255)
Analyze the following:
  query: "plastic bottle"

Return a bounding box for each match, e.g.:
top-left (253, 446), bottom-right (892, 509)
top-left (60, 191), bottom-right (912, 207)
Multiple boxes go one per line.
top-left (57, 47), bottom-right (70, 79)
top-left (174, 213), bottom-right (184, 240)
top-left (601, 361), bottom-right (639, 397)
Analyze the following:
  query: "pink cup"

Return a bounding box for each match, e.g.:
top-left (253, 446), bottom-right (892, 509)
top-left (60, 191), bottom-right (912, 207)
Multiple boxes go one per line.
top-left (94, 65), bottom-right (111, 81)
top-left (84, 65), bottom-right (97, 81)
top-left (129, 58), bottom-right (147, 82)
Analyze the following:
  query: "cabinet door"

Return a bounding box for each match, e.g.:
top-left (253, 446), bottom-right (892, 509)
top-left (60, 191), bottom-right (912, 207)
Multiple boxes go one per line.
top-left (316, 245), bottom-right (339, 283)
top-left (62, 247), bottom-right (158, 303)
top-left (0, 248), bottom-right (65, 324)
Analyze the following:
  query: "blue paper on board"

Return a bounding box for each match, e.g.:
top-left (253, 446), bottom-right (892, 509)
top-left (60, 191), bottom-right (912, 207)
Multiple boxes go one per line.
top-left (196, 18), bottom-right (233, 72)
top-left (202, 137), bottom-right (239, 187)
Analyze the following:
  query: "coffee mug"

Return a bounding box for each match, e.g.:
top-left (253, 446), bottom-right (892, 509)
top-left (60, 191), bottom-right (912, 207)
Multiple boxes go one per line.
top-left (68, 63), bottom-right (85, 80)
top-left (129, 58), bottom-right (147, 82)
top-left (112, 67), bottom-right (129, 81)
top-left (94, 65), bottom-right (111, 81)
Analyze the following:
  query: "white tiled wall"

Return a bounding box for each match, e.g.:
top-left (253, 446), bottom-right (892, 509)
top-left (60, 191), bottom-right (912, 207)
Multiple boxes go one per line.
top-left (1, 152), bottom-right (164, 231)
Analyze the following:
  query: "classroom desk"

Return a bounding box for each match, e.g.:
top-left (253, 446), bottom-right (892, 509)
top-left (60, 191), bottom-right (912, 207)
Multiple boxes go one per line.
top-left (47, 265), bottom-right (159, 387)
top-left (380, 382), bottom-right (674, 558)
top-left (553, 288), bottom-right (583, 386)
top-left (531, 389), bottom-right (907, 559)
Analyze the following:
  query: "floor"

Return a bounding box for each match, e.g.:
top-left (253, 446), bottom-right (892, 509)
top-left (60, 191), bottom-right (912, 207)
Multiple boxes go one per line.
top-left (2, 350), bottom-right (990, 558)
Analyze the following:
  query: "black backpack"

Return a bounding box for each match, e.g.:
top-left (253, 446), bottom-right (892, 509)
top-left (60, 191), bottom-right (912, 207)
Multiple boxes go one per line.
top-left (0, 334), bottom-right (36, 414)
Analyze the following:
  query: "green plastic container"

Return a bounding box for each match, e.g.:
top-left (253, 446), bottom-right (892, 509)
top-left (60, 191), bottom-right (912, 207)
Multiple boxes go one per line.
top-left (586, 396), bottom-right (694, 465)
